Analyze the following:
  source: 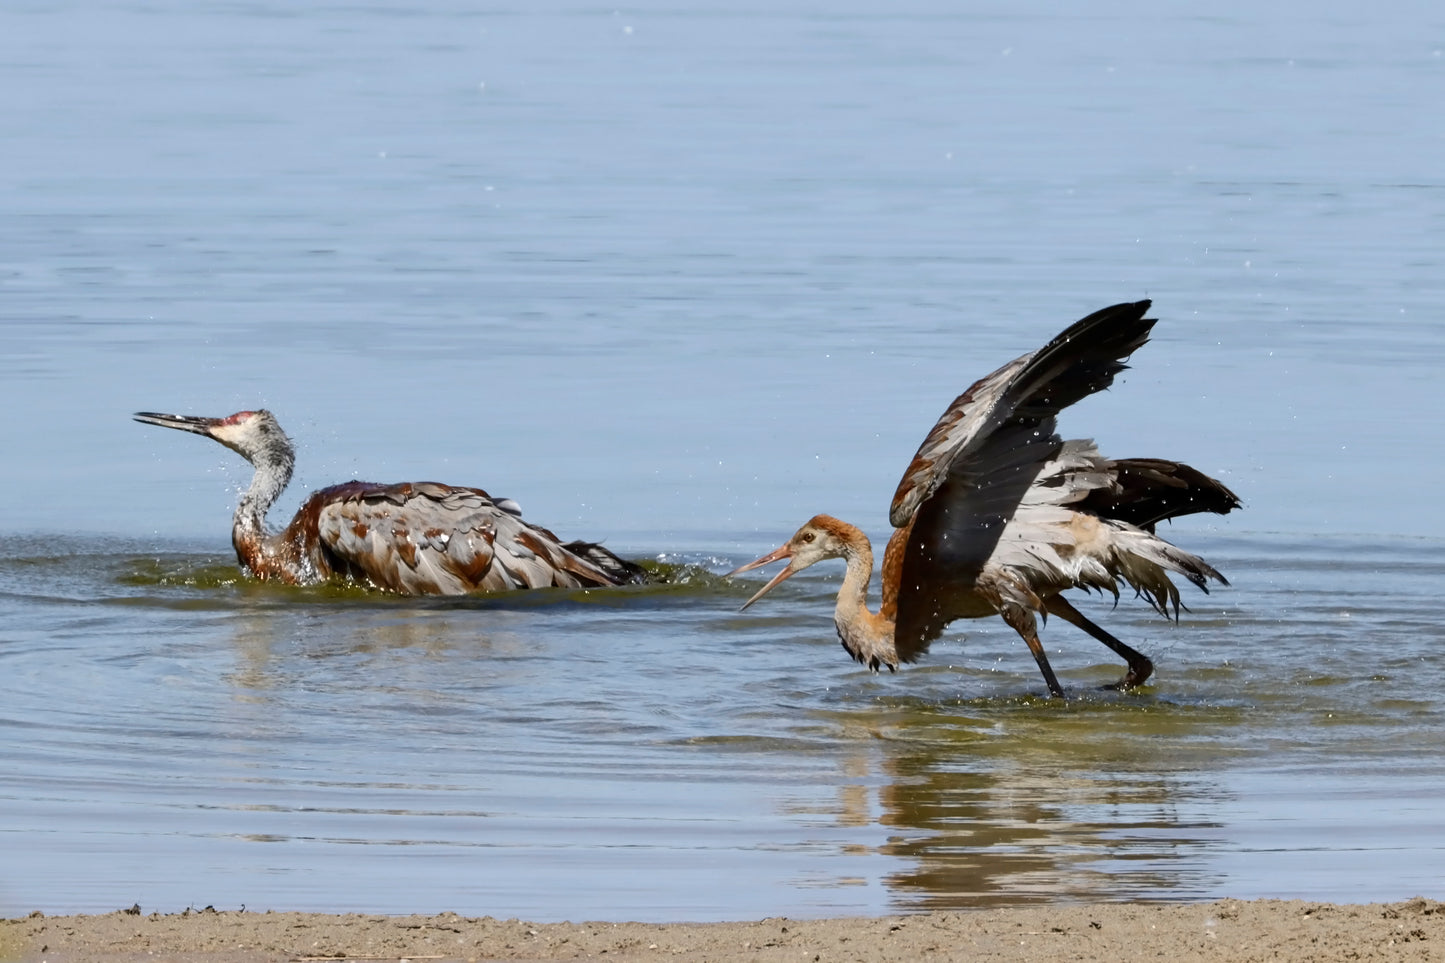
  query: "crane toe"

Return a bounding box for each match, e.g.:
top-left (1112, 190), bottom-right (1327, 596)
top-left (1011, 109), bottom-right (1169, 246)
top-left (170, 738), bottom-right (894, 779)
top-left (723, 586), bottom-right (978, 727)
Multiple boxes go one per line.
top-left (1101, 656), bottom-right (1155, 691)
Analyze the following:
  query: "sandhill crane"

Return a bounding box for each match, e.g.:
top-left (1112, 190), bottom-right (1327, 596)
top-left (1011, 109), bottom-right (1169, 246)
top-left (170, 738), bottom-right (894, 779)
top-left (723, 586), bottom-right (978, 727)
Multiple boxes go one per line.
top-left (134, 409), bottom-right (645, 594)
top-left (727, 301), bottom-right (1238, 697)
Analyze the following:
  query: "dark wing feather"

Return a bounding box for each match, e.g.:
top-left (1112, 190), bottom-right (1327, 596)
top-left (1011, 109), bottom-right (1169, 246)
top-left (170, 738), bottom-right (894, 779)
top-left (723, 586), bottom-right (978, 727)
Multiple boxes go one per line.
top-left (287, 481), bottom-right (632, 595)
top-left (561, 540), bottom-right (650, 584)
top-left (893, 423), bottom-right (1063, 660)
top-left (889, 300), bottom-right (1155, 528)
top-left (1076, 458), bottom-right (1241, 532)
top-left (891, 301), bottom-right (1158, 660)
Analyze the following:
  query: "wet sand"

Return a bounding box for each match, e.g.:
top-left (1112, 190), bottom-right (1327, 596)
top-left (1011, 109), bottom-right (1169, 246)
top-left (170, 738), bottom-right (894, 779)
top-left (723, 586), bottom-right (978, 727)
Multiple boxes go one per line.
top-left (4, 898), bottom-right (1441, 962)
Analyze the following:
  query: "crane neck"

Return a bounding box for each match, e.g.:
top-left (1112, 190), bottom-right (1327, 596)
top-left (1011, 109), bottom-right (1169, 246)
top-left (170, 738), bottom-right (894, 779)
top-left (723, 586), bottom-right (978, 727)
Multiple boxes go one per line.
top-left (833, 532), bottom-right (877, 624)
top-left (232, 439), bottom-right (295, 544)
top-left (828, 523), bottom-right (899, 671)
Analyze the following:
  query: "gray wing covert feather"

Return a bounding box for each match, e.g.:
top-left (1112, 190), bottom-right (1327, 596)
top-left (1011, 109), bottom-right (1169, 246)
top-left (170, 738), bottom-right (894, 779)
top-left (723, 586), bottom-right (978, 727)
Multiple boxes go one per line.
top-left (314, 484), bottom-right (613, 595)
top-left (889, 353), bottom-right (1034, 530)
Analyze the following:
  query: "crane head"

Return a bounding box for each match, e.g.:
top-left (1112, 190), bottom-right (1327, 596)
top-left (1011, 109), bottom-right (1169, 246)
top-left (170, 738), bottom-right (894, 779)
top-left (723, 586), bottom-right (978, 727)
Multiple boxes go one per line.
top-left (133, 409), bottom-right (292, 467)
top-left (726, 514), bottom-right (855, 610)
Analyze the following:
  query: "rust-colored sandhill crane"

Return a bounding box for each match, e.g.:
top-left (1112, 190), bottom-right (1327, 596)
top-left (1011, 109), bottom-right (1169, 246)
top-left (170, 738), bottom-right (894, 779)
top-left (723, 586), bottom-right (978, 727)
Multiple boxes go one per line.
top-left (134, 409), bottom-right (645, 594)
top-left (727, 301), bottom-right (1239, 697)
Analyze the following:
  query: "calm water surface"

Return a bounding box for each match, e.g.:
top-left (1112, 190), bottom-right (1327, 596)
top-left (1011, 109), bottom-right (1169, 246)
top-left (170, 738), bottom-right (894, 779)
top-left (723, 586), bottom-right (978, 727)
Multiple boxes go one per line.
top-left (2, 0), bottom-right (1444, 921)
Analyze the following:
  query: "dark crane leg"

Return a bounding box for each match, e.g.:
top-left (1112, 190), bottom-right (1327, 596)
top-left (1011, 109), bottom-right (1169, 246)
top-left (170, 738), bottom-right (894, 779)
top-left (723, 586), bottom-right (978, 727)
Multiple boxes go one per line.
top-left (1044, 596), bottom-right (1155, 691)
top-left (999, 603), bottom-right (1066, 699)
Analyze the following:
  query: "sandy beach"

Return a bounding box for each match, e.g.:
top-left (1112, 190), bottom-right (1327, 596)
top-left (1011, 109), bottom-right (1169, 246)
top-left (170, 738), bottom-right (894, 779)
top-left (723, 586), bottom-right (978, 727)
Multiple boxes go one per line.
top-left (4, 898), bottom-right (1441, 962)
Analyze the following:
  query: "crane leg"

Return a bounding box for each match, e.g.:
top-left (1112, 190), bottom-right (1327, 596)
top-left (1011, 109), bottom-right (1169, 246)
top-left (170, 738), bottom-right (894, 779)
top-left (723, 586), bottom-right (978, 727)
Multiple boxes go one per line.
top-left (999, 604), bottom-right (1066, 698)
top-left (1044, 596), bottom-right (1154, 690)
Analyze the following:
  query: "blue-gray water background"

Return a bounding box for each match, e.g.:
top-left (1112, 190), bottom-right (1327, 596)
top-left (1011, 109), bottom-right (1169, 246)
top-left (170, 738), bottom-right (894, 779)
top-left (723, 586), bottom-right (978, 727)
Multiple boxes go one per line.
top-left (2, 0), bottom-right (1442, 921)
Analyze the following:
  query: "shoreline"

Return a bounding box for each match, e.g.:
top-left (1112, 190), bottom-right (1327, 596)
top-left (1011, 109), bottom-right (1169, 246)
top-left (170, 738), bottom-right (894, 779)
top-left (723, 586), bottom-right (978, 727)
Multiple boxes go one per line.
top-left (5, 897), bottom-right (1441, 962)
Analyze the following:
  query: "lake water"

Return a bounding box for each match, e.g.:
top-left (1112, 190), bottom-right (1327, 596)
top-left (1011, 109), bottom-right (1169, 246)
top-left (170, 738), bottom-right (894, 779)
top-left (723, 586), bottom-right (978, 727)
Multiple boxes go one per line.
top-left (2, 0), bottom-right (1444, 922)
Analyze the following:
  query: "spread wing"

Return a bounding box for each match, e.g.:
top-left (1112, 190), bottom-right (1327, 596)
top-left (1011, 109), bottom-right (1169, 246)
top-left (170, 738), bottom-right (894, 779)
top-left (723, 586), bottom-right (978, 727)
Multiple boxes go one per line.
top-left (889, 301), bottom-right (1158, 660)
top-left (287, 481), bottom-right (626, 595)
top-left (889, 300), bottom-right (1155, 529)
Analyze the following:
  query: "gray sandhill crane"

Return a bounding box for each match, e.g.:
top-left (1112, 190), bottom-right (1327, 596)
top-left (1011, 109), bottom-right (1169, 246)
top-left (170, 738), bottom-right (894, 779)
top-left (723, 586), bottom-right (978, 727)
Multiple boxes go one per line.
top-left (134, 409), bottom-right (645, 594)
top-left (727, 301), bottom-right (1239, 697)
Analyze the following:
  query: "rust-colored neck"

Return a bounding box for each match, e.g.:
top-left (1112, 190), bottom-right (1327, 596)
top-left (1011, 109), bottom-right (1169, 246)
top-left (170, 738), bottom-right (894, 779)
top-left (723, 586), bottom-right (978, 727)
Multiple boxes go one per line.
top-left (828, 523), bottom-right (899, 672)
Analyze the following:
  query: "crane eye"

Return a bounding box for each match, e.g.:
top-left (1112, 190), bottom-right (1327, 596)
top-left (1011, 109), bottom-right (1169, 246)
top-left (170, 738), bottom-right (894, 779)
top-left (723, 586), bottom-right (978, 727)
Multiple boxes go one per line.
top-left (800, 531), bottom-right (816, 543)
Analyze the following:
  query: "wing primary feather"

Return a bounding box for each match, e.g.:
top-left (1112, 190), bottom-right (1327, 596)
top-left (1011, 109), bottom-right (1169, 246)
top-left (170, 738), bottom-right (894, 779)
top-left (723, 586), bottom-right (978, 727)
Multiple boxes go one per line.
top-left (890, 300), bottom-right (1155, 529)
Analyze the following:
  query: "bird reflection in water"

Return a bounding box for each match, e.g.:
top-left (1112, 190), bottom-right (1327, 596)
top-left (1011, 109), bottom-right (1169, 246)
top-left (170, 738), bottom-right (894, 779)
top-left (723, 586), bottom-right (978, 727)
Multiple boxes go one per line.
top-left (790, 702), bottom-right (1231, 909)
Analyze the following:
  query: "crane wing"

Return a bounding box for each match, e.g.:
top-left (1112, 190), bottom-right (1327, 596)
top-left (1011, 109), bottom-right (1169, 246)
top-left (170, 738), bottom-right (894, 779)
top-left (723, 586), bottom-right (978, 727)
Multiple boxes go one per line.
top-left (291, 481), bottom-right (625, 595)
top-left (889, 301), bottom-right (1158, 660)
top-left (889, 300), bottom-right (1155, 529)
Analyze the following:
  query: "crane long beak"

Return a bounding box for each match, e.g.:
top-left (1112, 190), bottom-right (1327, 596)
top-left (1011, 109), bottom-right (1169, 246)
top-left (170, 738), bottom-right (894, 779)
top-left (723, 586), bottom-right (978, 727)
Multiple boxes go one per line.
top-left (726, 544), bottom-right (798, 611)
top-left (133, 412), bottom-right (223, 436)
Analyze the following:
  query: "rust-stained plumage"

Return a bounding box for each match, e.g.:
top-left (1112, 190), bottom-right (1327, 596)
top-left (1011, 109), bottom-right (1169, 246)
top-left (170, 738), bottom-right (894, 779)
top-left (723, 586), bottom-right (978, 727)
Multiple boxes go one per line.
top-left (727, 301), bottom-right (1240, 697)
top-left (133, 409), bottom-right (646, 594)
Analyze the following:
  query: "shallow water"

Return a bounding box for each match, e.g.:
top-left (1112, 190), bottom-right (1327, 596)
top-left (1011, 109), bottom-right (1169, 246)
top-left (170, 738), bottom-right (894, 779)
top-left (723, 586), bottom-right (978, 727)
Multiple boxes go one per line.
top-left (3, 0), bottom-right (1445, 922)
top-left (3, 531), bottom-right (1442, 919)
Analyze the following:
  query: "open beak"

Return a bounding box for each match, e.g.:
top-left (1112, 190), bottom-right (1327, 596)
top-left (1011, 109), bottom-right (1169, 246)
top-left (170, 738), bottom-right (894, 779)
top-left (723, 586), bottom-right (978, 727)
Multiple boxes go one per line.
top-left (726, 543), bottom-right (799, 611)
top-left (133, 412), bottom-right (222, 437)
